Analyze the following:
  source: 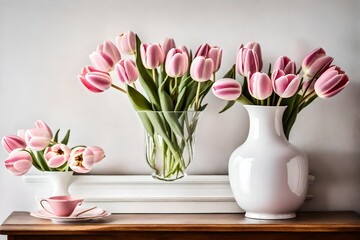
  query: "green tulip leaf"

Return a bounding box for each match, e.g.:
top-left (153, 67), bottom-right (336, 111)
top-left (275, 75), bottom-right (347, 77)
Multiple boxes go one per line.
top-left (53, 129), bottom-right (60, 143)
top-left (219, 100), bottom-right (236, 113)
top-left (223, 64), bottom-right (236, 79)
top-left (137, 112), bottom-right (154, 136)
top-left (60, 130), bottom-right (70, 145)
top-left (126, 85), bottom-right (153, 111)
top-left (175, 87), bottom-right (187, 111)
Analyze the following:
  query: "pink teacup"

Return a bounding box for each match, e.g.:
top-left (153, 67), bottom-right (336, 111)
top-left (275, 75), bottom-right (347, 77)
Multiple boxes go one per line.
top-left (40, 196), bottom-right (83, 217)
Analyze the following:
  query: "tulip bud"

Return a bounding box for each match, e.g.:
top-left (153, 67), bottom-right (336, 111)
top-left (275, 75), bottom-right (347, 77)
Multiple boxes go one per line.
top-left (208, 46), bottom-right (223, 73)
top-left (272, 72), bottom-right (301, 98)
top-left (190, 56), bottom-right (214, 82)
top-left (89, 40), bottom-right (121, 72)
top-left (194, 43), bottom-right (211, 58)
top-left (302, 48), bottom-right (333, 78)
top-left (236, 42), bottom-right (262, 77)
top-left (314, 66), bottom-right (349, 99)
top-left (212, 78), bottom-right (242, 101)
top-left (2, 135), bottom-right (27, 153)
top-left (273, 56), bottom-right (296, 75)
top-left (44, 144), bottom-right (71, 168)
top-left (25, 128), bottom-right (51, 151)
top-left (87, 146), bottom-right (105, 163)
top-left (244, 42), bottom-right (263, 70)
top-left (162, 37), bottom-right (176, 55)
top-left (34, 120), bottom-right (53, 139)
top-left (78, 66), bottom-right (112, 93)
top-left (115, 59), bottom-right (138, 85)
top-left (116, 31), bottom-right (136, 55)
top-left (165, 48), bottom-right (189, 78)
top-left (68, 147), bottom-right (95, 173)
top-left (179, 45), bottom-right (190, 61)
top-left (140, 43), bottom-right (165, 69)
top-left (5, 149), bottom-right (33, 176)
top-left (248, 72), bottom-right (272, 100)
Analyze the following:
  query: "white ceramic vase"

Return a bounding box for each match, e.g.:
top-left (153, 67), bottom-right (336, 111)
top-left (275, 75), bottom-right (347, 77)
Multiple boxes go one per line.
top-left (229, 105), bottom-right (308, 219)
top-left (46, 171), bottom-right (74, 196)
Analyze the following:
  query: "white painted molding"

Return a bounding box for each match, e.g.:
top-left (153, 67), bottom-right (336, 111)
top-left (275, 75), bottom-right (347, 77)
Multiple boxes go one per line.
top-left (22, 175), bottom-right (315, 213)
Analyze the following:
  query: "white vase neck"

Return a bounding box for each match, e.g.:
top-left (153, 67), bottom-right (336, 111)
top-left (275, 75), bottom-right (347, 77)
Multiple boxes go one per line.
top-left (244, 105), bottom-right (287, 141)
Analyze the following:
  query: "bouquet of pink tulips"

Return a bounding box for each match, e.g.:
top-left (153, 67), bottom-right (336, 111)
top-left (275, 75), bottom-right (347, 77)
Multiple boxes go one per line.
top-left (212, 43), bottom-right (349, 139)
top-left (2, 120), bottom-right (105, 176)
top-left (78, 31), bottom-right (222, 179)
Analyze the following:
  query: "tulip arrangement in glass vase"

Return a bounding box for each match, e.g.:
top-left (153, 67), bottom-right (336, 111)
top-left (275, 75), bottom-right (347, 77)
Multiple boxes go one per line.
top-left (78, 31), bottom-right (223, 181)
top-left (2, 120), bottom-right (105, 176)
top-left (212, 43), bottom-right (349, 139)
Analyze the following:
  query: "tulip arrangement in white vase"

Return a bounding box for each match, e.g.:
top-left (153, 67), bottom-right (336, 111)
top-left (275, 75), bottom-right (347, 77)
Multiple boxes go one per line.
top-left (78, 31), bottom-right (222, 181)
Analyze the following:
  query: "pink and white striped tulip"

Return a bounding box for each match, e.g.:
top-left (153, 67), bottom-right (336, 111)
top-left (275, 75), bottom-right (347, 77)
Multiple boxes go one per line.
top-left (212, 78), bottom-right (242, 101)
top-left (68, 147), bottom-right (95, 173)
top-left (179, 45), bottom-right (190, 60)
top-left (2, 135), bottom-right (27, 153)
top-left (272, 71), bottom-right (301, 98)
top-left (78, 66), bottom-right (112, 93)
top-left (236, 42), bottom-right (262, 77)
top-left (194, 43), bottom-right (210, 58)
top-left (248, 72), bottom-right (273, 100)
top-left (314, 66), bottom-right (349, 99)
top-left (90, 41), bottom-right (121, 72)
top-left (208, 46), bottom-right (222, 73)
top-left (140, 43), bottom-right (165, 69)
top-left (273, 56), bottom-right (296, 75)
top-left (34, 120), bottom-right (53, 139)
top-left (44, 144), bottom-right (71, 168)
top-left (4, 150), bottom-right (33, 176)
top-left (165, 48), bottom-right (189, 78)
top-left (190, 56), bottom-right (214, 82)
top-left (162, 37), bottom-right (176, 55)
top-left (115, 59), bottom-right (138, 85)
top-left (25, 128), bottom-right (51, 151)
top-left (302, 48), bottom-right (333, 78)
top-left (87, 146), bottom-right (105, 163)
top-left (116, 31), bottom-right (136, 55)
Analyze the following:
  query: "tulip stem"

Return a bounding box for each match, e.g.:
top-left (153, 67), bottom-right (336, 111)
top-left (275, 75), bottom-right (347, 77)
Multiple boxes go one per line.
top-left (267, 97), bottom-right (270, 106)
top-left (132, 83), bottom-right (137, 90)
top-left (152, 69), bottom-right (156, 83)
top-left (111, 84), bottom-right (127, 94)
top-left (298, 91), bottom-right (317, 106)
top-left (212, 73), bottom-right (216, 82)
top-left (277, 97), bottom-right (283, 107)
top-left (195, 82), bottom-right (201, 111)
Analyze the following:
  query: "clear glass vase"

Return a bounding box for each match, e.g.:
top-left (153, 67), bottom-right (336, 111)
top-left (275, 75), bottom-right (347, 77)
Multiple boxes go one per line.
top-left (137, 111), bottom-right (201, 181)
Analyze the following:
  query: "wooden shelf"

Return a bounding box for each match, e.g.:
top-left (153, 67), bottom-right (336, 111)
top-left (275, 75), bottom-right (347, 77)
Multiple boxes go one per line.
top-left (1, 211), bottom-right (360, 240)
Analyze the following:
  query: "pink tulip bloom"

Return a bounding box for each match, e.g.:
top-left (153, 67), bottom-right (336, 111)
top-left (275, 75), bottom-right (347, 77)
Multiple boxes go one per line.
top-left (87, 146), bottom-right (105, 163)
top-left (78, 66), bottom-right (112, 93)
top-left (302, 48), bottom-right (333, 78)
top-left (208, 46), bottom-right (223, 73)
top-left (190, 56), bottom-right (214, 82)
top-left (162, 37), bottom-right (176, 55)
top-left (140, 43), bottom-right (165, 69)
top-left (68, 147), bottom-right (95, 173)
top-left (25, 128), bottom-right (51, 151)
top-left (44, 144), bottom-right (71, 168)
top-left (115, 59), bottom-right (138, 85)
top-left (116, 31), bottom-right (136, 55)
top-left (248, 72), bottom-right (273, 100)
top-left (165, 48), bottom-right (189, 78)
top-left (89, 40), bottom-right (121, 72)
top-left (17, 129), bottom-right (25, 139)
top-left (2, 135), bottom-right (27, 153)
top-left (5, 149), bottom-right (33, 176)
top-left (272, 71), bottom-right (301, 98)
top-left (314, 66), bottom-right (349, 99)
top-left (236, 42), bottom-right (262, 77)
top-left (194, 43), bottom-right (211, 58)
top-left (179, 45), bottom-right (190, 60)
top-left (212, 78), bottom-right (242, 101)
top-left (273, 56), bottom-right (296, 75)
top-left (34, 120), bottom-right (53, 139)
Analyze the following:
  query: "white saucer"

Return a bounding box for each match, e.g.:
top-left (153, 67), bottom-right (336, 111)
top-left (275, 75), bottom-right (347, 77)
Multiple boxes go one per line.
top-left (30, 207), bottom-right (111, 223)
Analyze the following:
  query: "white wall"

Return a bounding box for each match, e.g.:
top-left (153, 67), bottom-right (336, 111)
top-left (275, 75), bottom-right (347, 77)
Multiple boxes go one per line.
top-left (0, 0), bottom-right (359, 228)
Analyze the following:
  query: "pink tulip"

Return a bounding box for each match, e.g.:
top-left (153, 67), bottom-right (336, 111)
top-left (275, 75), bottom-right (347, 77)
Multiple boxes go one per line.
top-left (165, 48), bottom-right (189, 78)
top-left (162, 37), bottom-right (176, 55)
top-left (194, 43), bottom-right (210, 58)
top-left (208, 46), bottom-right (223, 73)
top-left (89, 40), bottom-right (121, 72)
top-left (25, 128), bottom-right (51, 151)
top-left (301, 78), bottom-right (315, 95)
top-left (17, 129), bottom-right (25, 139)
top-left (68, 147), bottom-right (95, 173)
top-left (140, 43), bottom-right (165, 69)
top-left (179, 45), bottom-right (190, 60)
top-left (212, 78), bottom-right (242, 101)
top-left (115, 59), bottom-right (138, 85)
top-left (5, 150), bottom-right (33, 176)
top-left (236, 42), bottom-right (262, 77)
top-left (314, 66), bottom-right (349, 99)
top-left (248, 72), bottom-right (273, 100)
top-left (87, 146), bottom-right (105, 163)
top-left (34, 120), bottom-right (53, 139)
top-left (2, 135), bottom-right (27, 153)
top-left (116, 31), bottom-right (136, 55)
top-left (78, 66), bottom-right (112, 93)
top-left (190, 56), bottom-right (214, 82)
top-left (272, 71), bottom-right (301, 98)
top-left (44, 144), bottom-right (71, 168)
top-left (273, 56), bottom-right (296, 75)
top-left (302, 48), bottom-right (333, 78)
